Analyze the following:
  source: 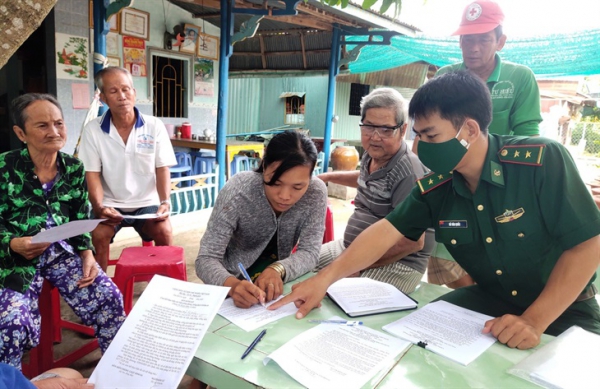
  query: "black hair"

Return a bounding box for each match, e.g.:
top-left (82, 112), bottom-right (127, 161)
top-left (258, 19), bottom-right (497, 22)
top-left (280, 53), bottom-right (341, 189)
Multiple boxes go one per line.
top-left (256, 131), bottom-right (318, 185)
top-left (10, 93), bottom-right (63, 134)
top-left (409, 70), bottom-right (492, 134)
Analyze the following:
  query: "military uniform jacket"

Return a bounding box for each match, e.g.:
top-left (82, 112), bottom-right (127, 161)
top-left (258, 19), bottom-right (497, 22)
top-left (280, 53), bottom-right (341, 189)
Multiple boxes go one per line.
top-left (386, 134), bottom-right (600, 309)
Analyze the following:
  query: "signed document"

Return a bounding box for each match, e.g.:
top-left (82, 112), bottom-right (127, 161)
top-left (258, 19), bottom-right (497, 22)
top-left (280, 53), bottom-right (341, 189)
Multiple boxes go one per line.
top-left (89, 276), bottom-right (229, 389)
top-left (218, 296), bottom-right (297, 332)
top-left (264, 316), bottom-right (410, 389)
top-left (382, 301), bottom-right (496, 366)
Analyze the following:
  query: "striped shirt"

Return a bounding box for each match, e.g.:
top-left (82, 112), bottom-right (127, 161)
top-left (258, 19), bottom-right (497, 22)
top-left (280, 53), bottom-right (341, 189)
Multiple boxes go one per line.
top-left (343, 142), bottom-right (431, 273)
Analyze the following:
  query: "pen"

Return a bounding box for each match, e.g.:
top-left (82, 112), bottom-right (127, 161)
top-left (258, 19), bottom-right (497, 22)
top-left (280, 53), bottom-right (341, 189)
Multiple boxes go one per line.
top-left (241, 329), bottom-right (267, 359)
top-left (237, 262), bottom-right (266, 307)
top-left (308, 319), bottom-right (363, 326)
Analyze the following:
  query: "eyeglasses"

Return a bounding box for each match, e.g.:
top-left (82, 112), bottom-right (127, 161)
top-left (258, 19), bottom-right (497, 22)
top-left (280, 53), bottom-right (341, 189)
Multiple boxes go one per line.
top-left (359, 123), bottom-right (403, 139)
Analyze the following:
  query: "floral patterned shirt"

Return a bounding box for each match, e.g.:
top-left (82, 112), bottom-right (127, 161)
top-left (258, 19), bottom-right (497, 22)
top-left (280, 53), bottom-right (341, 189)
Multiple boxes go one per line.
top-left (0, 148), bottom-right (93, 293)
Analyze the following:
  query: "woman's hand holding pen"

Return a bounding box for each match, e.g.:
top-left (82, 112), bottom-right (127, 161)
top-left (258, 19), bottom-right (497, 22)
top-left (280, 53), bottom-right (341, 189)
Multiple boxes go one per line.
top-left (255, 268), bottom-right (283, 302)
top-left (225, 277), bottom-right (266, 308)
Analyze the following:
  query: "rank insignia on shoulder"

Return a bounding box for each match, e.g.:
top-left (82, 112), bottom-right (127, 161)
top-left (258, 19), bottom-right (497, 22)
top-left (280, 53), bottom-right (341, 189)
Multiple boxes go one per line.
top-left (417, 172), bottom-right (452, 194)
top-left (495, 208), bottom-right (525, 223)
top-left (498, 144), bottom-right (545, 166)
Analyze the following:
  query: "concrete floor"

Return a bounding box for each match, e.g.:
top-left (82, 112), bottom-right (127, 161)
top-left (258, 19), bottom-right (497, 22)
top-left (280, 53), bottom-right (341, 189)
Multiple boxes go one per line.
top-left (40, 197), bottom-right (355, 388)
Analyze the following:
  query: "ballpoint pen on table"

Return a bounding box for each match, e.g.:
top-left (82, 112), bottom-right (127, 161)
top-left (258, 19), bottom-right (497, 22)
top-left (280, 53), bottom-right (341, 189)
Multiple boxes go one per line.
top-left (237, 262), bottom-right (266, 307)
top-left (241, 329), bottom-right (267, 359)
top-left (308, 319), bottom-right (363, 326)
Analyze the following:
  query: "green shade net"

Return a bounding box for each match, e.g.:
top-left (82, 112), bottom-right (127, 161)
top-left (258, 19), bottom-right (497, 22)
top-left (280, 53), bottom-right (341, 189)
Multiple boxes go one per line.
top-left (347, 30), bottom-right (600, 78)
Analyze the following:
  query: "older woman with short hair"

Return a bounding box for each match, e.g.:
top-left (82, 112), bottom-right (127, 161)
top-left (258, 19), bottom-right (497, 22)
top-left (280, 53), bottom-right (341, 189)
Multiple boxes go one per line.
top-left (0, 93), bottom-right (125, 368)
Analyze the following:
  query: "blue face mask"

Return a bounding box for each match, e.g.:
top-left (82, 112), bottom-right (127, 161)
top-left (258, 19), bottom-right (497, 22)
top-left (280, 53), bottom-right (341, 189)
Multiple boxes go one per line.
top-left (417, 126), bottom-right (470, 173)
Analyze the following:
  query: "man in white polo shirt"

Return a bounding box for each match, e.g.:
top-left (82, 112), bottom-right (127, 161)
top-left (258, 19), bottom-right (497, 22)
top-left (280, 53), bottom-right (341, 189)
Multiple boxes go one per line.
top-left (78, 67), bottom-right (177, 271)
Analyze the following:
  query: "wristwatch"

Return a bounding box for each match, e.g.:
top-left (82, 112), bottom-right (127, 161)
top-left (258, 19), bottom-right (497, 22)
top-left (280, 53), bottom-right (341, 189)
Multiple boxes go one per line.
top-left (160, 199), bottom-right (171, 207)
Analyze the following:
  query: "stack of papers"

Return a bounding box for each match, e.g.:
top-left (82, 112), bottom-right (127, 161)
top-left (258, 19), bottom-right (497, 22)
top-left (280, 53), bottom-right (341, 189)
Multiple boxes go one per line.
top-left (265, 316), bottom-right (411, 389)
top-left (508, 325), bottom-right (600, 388)
top-left (382, 301), bottom-right (496, 365)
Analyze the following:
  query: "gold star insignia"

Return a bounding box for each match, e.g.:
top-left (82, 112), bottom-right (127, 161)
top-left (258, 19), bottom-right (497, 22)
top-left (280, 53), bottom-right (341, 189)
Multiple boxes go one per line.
top-left (438, 174), bottom-right (444, 180)
top-left (428, 179), bottom-right (434, 185)
top-left (514, 150), bottom-right (520, 157)
top-left (501, 149), bottom-right (508, 156)
top-left (525, 151), bottom-right (531, 158)
top-left (494, 169), bottom-right (501, 176)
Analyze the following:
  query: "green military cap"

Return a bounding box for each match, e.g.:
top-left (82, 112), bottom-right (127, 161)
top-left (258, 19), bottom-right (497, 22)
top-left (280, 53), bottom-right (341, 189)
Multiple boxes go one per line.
top-left (417, 172), bottom-right (452, 194)
top-left (497, 144), bottom-right (546, 166)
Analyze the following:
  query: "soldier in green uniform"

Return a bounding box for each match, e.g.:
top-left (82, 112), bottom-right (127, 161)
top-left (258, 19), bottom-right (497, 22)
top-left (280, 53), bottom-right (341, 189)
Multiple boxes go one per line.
top-left (426, 0), bottom-right (544, 288)
top-left (272, 71), bottom-right (600, 350)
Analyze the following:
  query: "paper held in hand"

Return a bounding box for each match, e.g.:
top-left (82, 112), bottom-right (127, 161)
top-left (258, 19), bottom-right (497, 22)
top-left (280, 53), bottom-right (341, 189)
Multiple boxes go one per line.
top-left (326, 277), bottom-right (418, 317)
top-left (382, 300), bottom-right (496, 366)
top-left (31, 219), bottom-right (106, 244)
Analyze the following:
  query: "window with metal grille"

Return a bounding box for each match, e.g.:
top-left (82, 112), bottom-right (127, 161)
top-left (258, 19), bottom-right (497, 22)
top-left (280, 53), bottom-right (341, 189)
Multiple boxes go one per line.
top-left (349, 83), bottom-right (370, 116)
top-left (152, 56), bottom-right (186, 117)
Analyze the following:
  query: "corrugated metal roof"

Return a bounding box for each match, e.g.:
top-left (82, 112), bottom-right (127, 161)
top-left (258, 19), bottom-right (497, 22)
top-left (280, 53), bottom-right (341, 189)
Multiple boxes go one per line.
top-left (168, 0), bottom-right (418, 73)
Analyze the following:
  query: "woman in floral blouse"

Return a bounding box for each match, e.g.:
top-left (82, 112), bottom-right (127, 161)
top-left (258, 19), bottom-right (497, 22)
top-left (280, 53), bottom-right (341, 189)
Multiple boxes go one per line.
top-left (0, 94), bottom-right (125, 368)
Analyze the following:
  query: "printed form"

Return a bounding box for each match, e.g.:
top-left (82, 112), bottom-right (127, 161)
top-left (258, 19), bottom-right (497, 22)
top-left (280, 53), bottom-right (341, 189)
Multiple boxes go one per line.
top-left (89, 275), bottom-right (229, 389)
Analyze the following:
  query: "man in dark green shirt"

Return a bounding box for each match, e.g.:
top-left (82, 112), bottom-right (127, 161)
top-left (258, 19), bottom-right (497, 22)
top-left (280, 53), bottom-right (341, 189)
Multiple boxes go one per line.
top-left (272, 71), bottom-right (600, 350)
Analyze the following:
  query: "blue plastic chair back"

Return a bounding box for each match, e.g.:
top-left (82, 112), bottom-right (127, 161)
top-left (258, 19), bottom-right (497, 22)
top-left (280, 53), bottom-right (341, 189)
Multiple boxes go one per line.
top-left (230, 155), bottom-right (250, 176)
top-left (193, 157), bottom-right (216, 175)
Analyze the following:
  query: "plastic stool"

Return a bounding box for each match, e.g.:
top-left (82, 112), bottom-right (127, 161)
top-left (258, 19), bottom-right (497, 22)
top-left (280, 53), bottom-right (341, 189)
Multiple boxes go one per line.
top-left (112, 246), bottom-right (187, 314)
top-left (22, 281), bottom-right (99, 378)
top-left (230, 155), bottom-right (250, 176)
top-left (193, 156), bottom-right (216, 175)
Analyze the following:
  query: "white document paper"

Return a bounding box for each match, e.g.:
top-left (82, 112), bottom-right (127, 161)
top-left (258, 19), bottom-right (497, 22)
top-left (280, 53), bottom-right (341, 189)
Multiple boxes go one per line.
top-left (31, 219), bottom-right (105, 243)
top-left (508, 326), bottom-right (600, 389)
top-left (382, 300), bottom-right (496, 366)
top-left (327, 277), bottom-right (417, 317)
top-left (122, 212), bottom-right (170, 220)
top-left (264, 316), bottom-right (411, 389)
top-left (218, 296), bottom-right (297, 332)
top-left (89, 275), bottom-right (229, 389)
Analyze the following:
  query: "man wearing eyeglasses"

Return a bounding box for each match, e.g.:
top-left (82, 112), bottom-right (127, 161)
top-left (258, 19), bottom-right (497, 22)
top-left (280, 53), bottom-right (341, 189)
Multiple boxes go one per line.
top-left (422, 0), bottom-right (543, 289)
top-left (316, 88), bottom-right (433, 294)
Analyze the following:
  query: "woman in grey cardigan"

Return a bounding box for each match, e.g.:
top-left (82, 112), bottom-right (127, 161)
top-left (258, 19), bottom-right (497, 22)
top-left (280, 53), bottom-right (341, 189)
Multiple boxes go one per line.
top-left (195, 131), bottom-right (328, 308)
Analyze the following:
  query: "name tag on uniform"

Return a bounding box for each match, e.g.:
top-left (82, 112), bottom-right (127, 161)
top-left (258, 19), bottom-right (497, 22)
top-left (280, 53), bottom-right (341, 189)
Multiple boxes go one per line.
top-left (439, 220), bottom-right (468, 228)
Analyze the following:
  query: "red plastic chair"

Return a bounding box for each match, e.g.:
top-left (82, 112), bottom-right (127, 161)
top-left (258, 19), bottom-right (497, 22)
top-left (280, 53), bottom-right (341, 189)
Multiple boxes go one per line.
top-left (112, 246), bottom-right (187, 314)
top-left (323, 204), bottom-right (334, 244)
top-left (22, 281), bottom-right (99, 378)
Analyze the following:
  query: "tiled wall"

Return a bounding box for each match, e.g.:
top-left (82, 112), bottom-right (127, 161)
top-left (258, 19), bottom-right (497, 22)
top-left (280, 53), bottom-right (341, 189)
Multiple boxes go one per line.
top-left (52, 0), bottom-right (219, 154)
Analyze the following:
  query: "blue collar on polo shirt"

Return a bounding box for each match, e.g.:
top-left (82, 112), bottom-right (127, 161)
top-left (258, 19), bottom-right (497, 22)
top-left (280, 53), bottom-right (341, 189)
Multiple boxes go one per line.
top-left (99, 107), bottom-right (145, 134)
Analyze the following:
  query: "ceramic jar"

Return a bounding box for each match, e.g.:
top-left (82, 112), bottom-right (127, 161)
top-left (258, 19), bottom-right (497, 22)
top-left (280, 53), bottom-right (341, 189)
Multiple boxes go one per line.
top-left (330, 146), bottom-right (359, 171)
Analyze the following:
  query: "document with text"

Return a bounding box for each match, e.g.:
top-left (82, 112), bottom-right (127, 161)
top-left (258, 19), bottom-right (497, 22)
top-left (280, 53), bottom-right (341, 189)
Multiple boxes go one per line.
top-left (218, 296), bottom-right (297, 332)
top-left (264, 316), bottom-right (411, 389)
top-left (382, 301), bottom-right (496, 365)
top-left (509, 325), bottom-right (600, 389)
top-left (327, 277), bottom-right (417, 317)
top-left (31, 219), bottom-right (105, 243)
top-left (89, 275), bottom-right (229, 389)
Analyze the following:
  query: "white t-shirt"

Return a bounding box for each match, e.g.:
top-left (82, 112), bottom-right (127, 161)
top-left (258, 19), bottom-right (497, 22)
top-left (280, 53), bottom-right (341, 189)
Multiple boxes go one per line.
top-left (78, 108), bottom-right (177, 209)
